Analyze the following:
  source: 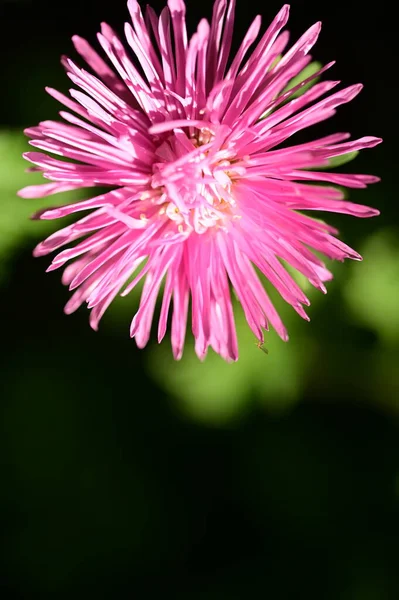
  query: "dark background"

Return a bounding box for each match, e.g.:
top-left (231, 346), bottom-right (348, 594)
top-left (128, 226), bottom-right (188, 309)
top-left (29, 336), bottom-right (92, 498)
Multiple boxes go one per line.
top-left (0, 0), bottom-right (398, 598)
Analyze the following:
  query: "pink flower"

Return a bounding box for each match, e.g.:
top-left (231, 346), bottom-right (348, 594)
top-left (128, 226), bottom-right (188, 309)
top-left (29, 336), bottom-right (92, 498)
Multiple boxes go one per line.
top-left (19, 0), bottom-right (381, 361)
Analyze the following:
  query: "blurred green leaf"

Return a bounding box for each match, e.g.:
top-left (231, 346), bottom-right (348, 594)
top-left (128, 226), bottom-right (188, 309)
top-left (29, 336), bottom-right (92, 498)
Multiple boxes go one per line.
top-left (269, 54), bottom-right (282, 70)
top-left (260, 61), bottom-right (322, 120)
top-left (323, 151), bottom-right (359, 170)
top-left (0, 130), bottom-right (85, 278)
top-left (282, 61), bottom-right (323, 99)
top-left (148, 300), bottom-right (315, 426)
top-left (344, 228), bottom-right (399, 346)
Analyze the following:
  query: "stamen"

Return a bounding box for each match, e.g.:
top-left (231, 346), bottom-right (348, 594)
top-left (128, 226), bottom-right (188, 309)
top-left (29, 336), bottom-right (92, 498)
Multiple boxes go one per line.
top-left (145, 127), bottom-right (241, 233)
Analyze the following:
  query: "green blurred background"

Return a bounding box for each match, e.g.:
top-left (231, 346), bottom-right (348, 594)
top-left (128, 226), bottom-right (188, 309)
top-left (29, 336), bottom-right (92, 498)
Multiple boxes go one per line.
top-left (0, 0), bottom-right (397, 597)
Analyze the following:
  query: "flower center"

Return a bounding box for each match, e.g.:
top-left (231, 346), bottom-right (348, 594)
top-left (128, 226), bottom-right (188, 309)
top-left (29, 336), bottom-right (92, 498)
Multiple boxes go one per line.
top-left (146, 129), bottom-right (245, 234)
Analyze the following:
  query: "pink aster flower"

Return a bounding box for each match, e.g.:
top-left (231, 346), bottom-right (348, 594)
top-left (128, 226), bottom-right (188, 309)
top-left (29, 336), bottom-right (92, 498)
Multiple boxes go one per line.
top-left (19, 0), bottom-right (381, 361)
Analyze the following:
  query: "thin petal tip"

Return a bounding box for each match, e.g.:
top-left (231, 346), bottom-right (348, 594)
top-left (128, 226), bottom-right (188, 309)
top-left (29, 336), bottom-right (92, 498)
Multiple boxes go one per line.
top-left (89, 318), bottom-right (100, 331)
top-left (17, 188), bottom-right (30, 198)
top-left (172, 348), bottom-right (184, 361)
top-left (32, 245), bottom-right (46, 258)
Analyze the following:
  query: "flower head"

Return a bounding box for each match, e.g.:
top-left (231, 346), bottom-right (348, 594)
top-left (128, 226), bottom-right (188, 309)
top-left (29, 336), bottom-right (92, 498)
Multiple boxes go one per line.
top-left (19, 0), bottom-right (381, 361)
